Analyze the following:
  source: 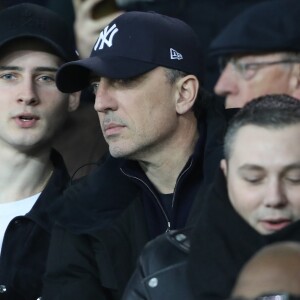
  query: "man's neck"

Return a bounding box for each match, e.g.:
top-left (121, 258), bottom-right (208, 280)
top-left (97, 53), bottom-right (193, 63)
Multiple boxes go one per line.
top-left (139, 119), bottom-right (199, 194)
top-left (0, 146), bottom-right (53, 204)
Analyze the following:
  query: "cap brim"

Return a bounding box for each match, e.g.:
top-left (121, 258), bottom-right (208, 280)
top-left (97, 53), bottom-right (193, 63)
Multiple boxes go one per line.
top-left (0, 34), bottom-right (74, 62)
top-left (56, 56), bottom-right (157, 93)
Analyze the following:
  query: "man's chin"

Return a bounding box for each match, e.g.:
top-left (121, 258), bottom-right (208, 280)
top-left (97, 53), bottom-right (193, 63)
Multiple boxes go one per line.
top-left (109, 146), bottom-right (131, 159)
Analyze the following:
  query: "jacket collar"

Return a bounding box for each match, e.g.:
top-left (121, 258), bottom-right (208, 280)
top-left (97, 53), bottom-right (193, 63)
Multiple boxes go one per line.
top-left (25, 149), bottom-right (70, 233)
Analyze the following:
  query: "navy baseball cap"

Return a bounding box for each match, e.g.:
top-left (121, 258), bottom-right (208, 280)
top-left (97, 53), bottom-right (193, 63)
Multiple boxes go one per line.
top-left (56, 11), bottom-right (203, 93)
top-left (209, 0), bottom-right (300, 57)
top-left (0, 3), bottom-right (78, 62)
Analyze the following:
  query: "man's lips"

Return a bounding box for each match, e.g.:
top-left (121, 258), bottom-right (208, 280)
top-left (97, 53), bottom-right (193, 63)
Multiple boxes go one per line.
top-left (103, 123), bottom-right (125, 136)
top-left (13, 113), bottom-right (40, 128)
top-left (260, 219), bottom-right (291, 232)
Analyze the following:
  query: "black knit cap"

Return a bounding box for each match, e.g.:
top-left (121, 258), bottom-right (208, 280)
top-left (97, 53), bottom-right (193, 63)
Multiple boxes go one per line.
top-left (0, 3), bottom-right (78, 62)
top-left (209, 0), bottom-right (300, 57)
top-left (56, 11), bottom-right (203, 93)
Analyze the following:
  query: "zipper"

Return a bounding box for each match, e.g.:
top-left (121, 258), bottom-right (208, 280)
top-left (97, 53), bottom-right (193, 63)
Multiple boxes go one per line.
top-left (120, 168), bottom-right (171, 232)
top-left (171, 158), bottom-right (193, 208)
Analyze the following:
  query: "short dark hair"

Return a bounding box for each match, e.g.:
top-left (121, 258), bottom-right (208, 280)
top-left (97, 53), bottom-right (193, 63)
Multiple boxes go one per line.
top-left (224, 94), bottom-right (300, 160)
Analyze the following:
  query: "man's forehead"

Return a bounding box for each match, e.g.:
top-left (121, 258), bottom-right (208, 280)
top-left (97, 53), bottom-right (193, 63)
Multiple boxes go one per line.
top-left (230, 124), bottom-right (300, 160)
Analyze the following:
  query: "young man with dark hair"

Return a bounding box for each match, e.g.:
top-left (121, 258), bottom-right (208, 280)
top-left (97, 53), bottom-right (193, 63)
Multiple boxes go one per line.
top-left (0, 4), bottom-right (80, 300)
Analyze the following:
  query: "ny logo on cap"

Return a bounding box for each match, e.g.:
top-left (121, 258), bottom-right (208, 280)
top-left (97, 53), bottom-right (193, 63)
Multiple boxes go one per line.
top-left (170, 48), bottom-right (183, 60)
top-left (94, 24), bottom-right (119, 51)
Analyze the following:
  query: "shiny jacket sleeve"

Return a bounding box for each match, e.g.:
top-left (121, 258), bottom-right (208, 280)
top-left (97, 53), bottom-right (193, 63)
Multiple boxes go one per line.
top-left (122, 229), bottom-right (193, 300)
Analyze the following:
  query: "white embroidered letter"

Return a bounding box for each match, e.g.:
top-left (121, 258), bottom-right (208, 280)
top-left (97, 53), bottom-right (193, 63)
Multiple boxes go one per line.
top-left (94, 24), bottom-right (119, 51)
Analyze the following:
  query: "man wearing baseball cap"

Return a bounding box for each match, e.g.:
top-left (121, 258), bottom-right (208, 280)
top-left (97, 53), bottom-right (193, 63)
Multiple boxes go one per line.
top-left (0, 3), bottom-right (80, 300)
top-left (113, 1), bottom-right (300, 299)
top-left (211, 0), bottom-right (300, 109)
top-left (42, 11), bottom-right (208, 300)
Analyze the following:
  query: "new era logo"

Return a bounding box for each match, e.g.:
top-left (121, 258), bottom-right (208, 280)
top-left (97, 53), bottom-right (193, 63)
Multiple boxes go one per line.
top-left (170, 48), bottom-right (183, 60)
top-left (94, 23), bottom-right (119, 51)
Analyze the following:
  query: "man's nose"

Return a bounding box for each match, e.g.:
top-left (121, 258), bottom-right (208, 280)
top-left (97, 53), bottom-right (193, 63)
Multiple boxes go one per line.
top-left (263, 180), bottom-right (287, 208)
top-left (17, 79), bottom-right (39, 106)
top-left (94, 80), bottom-right (117, 113)
top-left (214, 65), bottom-right (239, 98)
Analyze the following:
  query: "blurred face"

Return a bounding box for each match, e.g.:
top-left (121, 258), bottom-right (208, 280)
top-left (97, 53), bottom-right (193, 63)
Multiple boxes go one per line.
top-left (231, 243), bottom-right (300, 299)
top-left (214, 53), bottom-right (299, 108)
top-left (222, 124), bottom-right (300, 235)
top-left (93, 67), bottom-right (180, 160)
top-left (0, 41), bottom-right (74, 152)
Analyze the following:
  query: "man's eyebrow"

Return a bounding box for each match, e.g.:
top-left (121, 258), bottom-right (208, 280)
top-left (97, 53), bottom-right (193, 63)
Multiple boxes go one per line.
top-left (238, 163), bottom-right (300, 173)
top-left (283, 163), bottom-right (300, 172)
top-left (34, 67), bottom-right (58, 73)
top-left (0, 66), bottom-right (21, 71)
top-left (0, 66), bottom-right (58, 72)
top-left (238, 164), bottom-right (264, 171)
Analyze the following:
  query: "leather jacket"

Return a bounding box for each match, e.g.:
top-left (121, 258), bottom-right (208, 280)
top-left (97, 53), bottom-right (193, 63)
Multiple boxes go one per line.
top-left (122, 227), bottom-right (193, 300)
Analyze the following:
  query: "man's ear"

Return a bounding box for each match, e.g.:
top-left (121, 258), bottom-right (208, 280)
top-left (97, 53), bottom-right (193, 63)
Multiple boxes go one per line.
top-left (290, 64), bottom-right (300, 100)
top-left (175, 75), bottom-right (199, 115)
top-left (67, 91), bottom-right (81, 112)
top-left (220, 159), bottom-right (228, 178)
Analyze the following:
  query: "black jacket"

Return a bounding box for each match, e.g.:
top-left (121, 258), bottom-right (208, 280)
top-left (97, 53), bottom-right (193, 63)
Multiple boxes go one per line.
top-left (42, 131), bottom-right (207, 300)
top-left (122, 170), bottom-right (300, 300)
top-left (0, 150), bottom-right (70, 300)
top-left (42, 95), bottom-right (229, 300)
top-left (122, 227), bottom-right (193, 300)
top-left (188, 170), bottom-right (300, 300)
